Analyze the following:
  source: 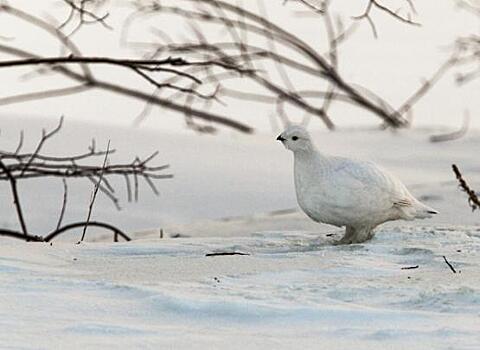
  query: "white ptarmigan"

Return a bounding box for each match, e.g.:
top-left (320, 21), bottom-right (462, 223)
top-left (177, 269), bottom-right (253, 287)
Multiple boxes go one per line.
top-left (277, 125), bottom-right (438, 244)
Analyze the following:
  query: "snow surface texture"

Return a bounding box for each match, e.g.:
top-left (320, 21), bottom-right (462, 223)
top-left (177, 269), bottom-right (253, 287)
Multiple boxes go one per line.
top-left (1, 228), bottom-right (480, 349)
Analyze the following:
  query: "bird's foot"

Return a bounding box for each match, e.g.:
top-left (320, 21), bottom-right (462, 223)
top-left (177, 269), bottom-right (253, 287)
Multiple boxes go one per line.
top-left (332, 237), bottom-right (353, 245)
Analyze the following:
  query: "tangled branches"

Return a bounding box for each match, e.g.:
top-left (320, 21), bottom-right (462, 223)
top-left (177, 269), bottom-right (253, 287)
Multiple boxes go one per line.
top-left (352, 0), bottom-right (420, 38)
top-left (121, 0), bottom-right (458, 130)
top-left (0, 1), bottom-right (457, 133)
top-left (59, 0), bottom-right (112, 37)
top-left (0, 117), bottom-right (172, 242)
top-left (0, 2), bottom-right (253, 133)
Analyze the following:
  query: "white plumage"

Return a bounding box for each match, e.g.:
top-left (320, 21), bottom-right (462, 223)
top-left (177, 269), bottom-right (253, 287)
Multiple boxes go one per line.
top-left (277, 125), bottom-right (438, 244)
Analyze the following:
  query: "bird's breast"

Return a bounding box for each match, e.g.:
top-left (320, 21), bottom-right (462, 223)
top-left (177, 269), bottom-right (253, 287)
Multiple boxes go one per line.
top-left (294, 158), bottom-right (334, 222)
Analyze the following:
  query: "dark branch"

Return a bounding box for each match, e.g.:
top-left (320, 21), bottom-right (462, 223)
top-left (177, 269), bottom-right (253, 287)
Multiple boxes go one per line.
top-left (0, 229), bottom-right (44, 242)
top-left (45, 221), bottom-right (131, 242)
top-left (56, 179), bottom-right (68, 231)
top-left (205, 252), bottom-right (250, 257)
top-left (80, 140), bottom-right (111, 242)
top-left (442, 255), bottom-right (457, 274)
top-left (0, 159), bottom-right (28, 236)
top-left (452, 164), bottom-right (480, 212)
top-left (353, 0), bottom-right (420, 38)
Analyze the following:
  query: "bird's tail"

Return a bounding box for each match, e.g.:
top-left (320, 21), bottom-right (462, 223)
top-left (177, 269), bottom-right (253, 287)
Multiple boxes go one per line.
top-left (413, 201), bottom-right (438, 219)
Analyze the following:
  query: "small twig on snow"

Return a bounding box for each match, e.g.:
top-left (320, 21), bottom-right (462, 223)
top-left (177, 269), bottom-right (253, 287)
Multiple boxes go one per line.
top-left (442, 255), bottom-right (457, 274)
top-left (206, 252), bottom-right (250, 257)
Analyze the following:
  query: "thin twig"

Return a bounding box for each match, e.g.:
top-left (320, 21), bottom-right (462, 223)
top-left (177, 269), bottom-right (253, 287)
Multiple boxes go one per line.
top-left (442, 255), bottom-right (457, 274)
top-left (20, 116), bottom-right (64, 177)
top-left (55, 179), bottom-right (68, 231)
top-left (429, 111), bottom-right (469, 143)
top-left (352, 0), bottom-right (420, 38)
top-left (452, 164), bottom-right (480, 211)
top-left (0, 159), bottom-right (28, 236)
top-left (205, 252), bottom-right (250, 257)
top-left (397, 55), bottom-right (459, 116)
top-left (59, 0), bottom-right (112, 37)
top-left (14, 130), bottom-right (24, 154)
top-left (80, 140), bottom-right (111, 242)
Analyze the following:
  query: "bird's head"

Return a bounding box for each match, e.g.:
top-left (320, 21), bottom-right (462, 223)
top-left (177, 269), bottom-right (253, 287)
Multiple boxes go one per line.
top-left (276, 125), bottom-right (313, 152)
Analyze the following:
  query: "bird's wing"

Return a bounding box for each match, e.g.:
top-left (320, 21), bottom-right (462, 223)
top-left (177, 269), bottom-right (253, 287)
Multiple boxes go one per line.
top-left (330, 157), bottom-right (410, 205)
top-left (392, 198), bottom-right (413, 207)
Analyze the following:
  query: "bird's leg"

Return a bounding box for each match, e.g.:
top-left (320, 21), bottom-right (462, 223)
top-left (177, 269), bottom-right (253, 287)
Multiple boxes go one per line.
top-left (334, 226), bottom-right (374, 245)
top-left (334, 226), bottom-right (356, 245)
top-left (351, 227), bottom-right (374, 243)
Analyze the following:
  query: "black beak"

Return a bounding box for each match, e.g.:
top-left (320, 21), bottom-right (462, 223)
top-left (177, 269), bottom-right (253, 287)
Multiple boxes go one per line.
top-left (276, 135), bottom-right (286, 142)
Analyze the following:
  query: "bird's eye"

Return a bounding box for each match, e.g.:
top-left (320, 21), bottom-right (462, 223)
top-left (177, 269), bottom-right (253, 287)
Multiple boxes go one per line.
top-left (292, 136), bottom-right (298, 141)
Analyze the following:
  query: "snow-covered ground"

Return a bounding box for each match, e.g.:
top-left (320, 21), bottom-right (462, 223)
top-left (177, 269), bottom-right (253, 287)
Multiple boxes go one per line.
top-left (1, 227), bottom-right (480, 349)
top-left (1, 116), bottom-right (480, 349)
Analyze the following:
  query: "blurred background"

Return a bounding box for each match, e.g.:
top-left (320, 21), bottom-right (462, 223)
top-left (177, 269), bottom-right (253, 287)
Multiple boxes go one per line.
top-left (0, 0), bottom-right (479, 238)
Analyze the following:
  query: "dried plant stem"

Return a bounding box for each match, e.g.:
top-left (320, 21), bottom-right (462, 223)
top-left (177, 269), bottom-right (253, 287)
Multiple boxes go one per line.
top-left (0, 159), bottom-right (28, 236)
top-left (80, 140), bottom-right (111, 242)
top-left (452, 164), bottom-right (480, 212)
top-left (443, 255), bottom-right (457, 274)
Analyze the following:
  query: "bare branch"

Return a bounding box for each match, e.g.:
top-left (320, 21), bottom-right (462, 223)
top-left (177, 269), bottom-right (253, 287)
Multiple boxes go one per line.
top-left (0, 119), bottom-right (171, 243)
top-left (0, 159), bottom-right (28, 236)
top-left (14, 130), bottom-right (24, 154)
top-left (397, 55), bottom-right (459, 116)
top-left (132, 1), bottom-right (415, 128)
top-left (20, 117), bottom-right (64, 177)
top-left (56, 179), bottom-right (68, 231)
top-left (0, 0), bottom-right (455, 133)
top-left (443, 255), bottom-right (457, 274)
top-left (80, 140), bottom-right (111, 242)
top-left (59, 0), bottom-right (112, 36)
top-left (0, 229), bottom-right (44, 242)
top-left (0, 85), bottom-right (90, 107)
top-left (45, 221), bottom-right (131, 242)
top-left (353, 0), bottom-right (420, 38)
top-left (452, 164), bottom-right (480, 212)
top-left (283, 0), bottom-right (326, 14)
top-left (429, 111), bottom-right (469, 143)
